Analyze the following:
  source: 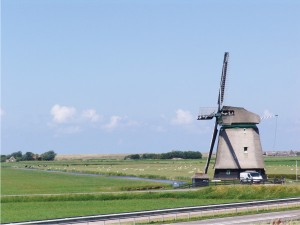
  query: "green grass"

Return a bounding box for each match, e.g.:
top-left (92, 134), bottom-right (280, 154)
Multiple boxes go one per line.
top-left (264, 156), bottom-right (300, 176)
top-left (2, 185), bottom-right (300, 223)
top-left (3, 185), bottom-right (300, 202)
top-left (1, 167), bottom-right (169, 195)
top-left (2, 159), bottom-right (211, 181)
top-left (1, 198), bottom-right (235, 223)
top-left (264, 156), bottom-right (300, 165)
top-left (5, 156), bottom-right (300, 181)
top-left (2, 157), bottom-right (300, 223)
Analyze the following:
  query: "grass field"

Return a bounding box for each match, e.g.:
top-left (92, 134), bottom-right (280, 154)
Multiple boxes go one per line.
top-left (0, 197), bottom-right (239, 223)
top-left (55, 153), bottom-right (127, 160)
top-left (4, 156), bottom-right (300, 181)
top-left (1, 156), bottom-right (300, 223)
top-left (1, 167), bottom-right (169, 195)
top-left (264, 157), bottom-right (300, 176)
top-left (2, 158), bottom-right (207, 181)
top-left (2, 183), bottom-right (300, 223)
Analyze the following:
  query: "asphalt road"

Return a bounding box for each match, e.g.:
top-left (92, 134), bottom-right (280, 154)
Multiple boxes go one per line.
top-left (167, 209), bottom-right (300, 225)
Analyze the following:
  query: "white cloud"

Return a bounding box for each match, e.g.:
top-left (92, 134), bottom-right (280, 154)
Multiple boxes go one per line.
top-left (171, 109), bottom-right (194, 125)
top-left (49, 105), bottom-right (104, 135)
top-left (103, 116), bottom-right (122, 131)
top-left (82, 109), bottom-right (102, 122)
top-left (51, 104), bottom-right (76, 123)
top-left (49, 104), bottom-right (139, 134)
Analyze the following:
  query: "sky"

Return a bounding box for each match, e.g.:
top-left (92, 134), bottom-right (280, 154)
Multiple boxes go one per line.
top-left (1, 0), bottom-right (300, 155)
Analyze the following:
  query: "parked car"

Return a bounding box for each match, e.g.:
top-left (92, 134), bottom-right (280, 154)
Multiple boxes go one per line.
top-left (240, 171), bottom-right (263, 183)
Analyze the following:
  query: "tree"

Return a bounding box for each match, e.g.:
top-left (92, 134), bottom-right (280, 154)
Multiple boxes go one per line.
top-left (141, 153), bottom-right (160, 159)
top-left (183, 151), bottom-right (202, 159)
top-left (22, 152), bottom-right (35, 161)
top-left (124, 154), bottom-right (140, 160)
top-left (41, 150), bottom-right (56, 161)
top-left (1, 155), bottom-right (7, 162)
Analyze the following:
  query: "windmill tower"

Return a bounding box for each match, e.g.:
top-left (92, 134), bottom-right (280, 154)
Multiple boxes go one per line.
top-left (198, 52), bottom-right (266, 180)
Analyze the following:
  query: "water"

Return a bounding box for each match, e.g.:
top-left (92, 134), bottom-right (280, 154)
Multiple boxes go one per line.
top-left (24, 168), bottom-right (186, 185)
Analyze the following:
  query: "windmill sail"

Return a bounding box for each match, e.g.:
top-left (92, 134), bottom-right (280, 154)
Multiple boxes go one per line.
top-left (202, 52), bottom-right (230, 174)
top-left (218, 52), bottom-right (229, 110)
top-left (204, 120), bottom-right (218, 174)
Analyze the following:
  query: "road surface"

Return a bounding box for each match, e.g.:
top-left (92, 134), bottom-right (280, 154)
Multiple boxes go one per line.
top-left (166, 209), bottom-right (300, 225)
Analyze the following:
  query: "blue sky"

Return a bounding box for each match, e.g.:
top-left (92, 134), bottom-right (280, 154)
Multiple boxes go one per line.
top-left (1, 0), bottom-right (300, 155)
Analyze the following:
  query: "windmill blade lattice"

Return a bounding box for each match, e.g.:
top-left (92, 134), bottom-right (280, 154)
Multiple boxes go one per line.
top-left (218, 52), bottom-right (229, 110)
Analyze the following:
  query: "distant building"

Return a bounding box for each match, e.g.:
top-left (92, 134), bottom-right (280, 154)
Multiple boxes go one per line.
top-left (192, 173), bottom-right (209, 187)
top-left (6, 156), bottom-right (16, 162)
top-left (264, 150), bottom-right (298, 157)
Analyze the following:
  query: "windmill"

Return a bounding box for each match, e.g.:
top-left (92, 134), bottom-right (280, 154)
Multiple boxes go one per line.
top-left (198, 52), bottom-right (266, 179)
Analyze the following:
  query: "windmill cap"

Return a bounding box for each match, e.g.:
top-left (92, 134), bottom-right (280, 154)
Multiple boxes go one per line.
top-left (221, 106), bottom-right (261, 125)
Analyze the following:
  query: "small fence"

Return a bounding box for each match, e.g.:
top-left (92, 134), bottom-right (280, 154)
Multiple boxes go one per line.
top-left (178, 178), bottom-right (286, 189)
top-left (211, 178), bottom-right (286, 185)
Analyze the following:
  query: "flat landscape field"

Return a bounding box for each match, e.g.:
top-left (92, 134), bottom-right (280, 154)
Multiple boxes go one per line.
top-left (1, 167), bottom-right (170, 195)
top-left (5, 156), bottom-right (300, 181)
top-left (1, 156), bottom-right (300, 223)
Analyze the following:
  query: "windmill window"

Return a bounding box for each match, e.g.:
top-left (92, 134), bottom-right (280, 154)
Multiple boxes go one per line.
top-left (226, 170), bottom-right (231, 175)
top-left (244, 147), bottom-right (248, 153)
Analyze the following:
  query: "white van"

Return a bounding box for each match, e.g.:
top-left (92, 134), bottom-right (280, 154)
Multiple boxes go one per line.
top-left (240, 171), bottom-right (263, 183)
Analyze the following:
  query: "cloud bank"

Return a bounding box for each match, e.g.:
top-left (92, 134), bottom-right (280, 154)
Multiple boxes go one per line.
top-left (49, 104), bottom-right (138, 134)
top-left (51, 105), bottom-right (76, 123)
top-left (103, 116), bottom-right (122, 131)
top-left (49, 105), bottom-right (202, 137)
top-left (171, 109), bottom-right (194, 125)
top-left (82, 109), bottom-right (102, 122)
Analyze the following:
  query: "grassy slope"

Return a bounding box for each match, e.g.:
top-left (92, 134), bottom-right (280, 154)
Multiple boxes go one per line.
top-left (2, 185), bottom-right (300, 223)
top-left (1, 199), bottom-right (235, 223)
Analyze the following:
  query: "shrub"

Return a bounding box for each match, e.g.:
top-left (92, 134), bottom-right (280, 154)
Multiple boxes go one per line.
top-left (124, 154), bottom-right (141, 160)
top-left (41, 151), bottom-right (56, 161)
top-left (1, 155), bottom-right (7, 162)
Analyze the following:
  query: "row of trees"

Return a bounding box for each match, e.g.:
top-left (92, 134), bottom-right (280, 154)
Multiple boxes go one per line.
top-left (124, 150), bottom-right (202, 160)
top-left (1, 150), bottom-right (57, 162)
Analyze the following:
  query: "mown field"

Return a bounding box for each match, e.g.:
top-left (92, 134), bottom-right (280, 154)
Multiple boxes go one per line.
top-left (1, 156), bottom-right (300, 223)
top-left (2, 174), bottom-right (300, 223)
top-left (1, 167), bottom-right (170, 195)
top-left (4, 156), bottom-right (300, 181)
